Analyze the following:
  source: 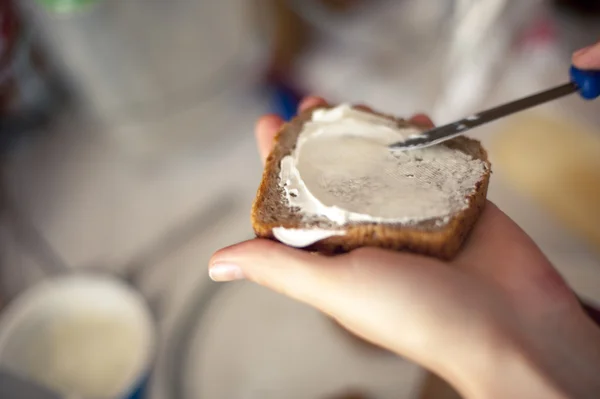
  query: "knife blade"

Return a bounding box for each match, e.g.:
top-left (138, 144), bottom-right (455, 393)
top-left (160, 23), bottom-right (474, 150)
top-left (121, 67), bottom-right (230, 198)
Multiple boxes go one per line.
top-left (389, 82), bottom-right (578, 151)
top-left (390, 64), bottom-right (600, 150)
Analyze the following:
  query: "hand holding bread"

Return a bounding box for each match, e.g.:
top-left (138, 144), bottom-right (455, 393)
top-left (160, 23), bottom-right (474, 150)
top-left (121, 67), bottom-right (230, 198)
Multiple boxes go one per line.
top-left (209, 96), bottom-right (600, 398)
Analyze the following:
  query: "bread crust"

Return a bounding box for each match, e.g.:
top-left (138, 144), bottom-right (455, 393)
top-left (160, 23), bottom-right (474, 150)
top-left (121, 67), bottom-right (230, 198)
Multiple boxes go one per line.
top-left (251, 105), bottom-right (491, 260)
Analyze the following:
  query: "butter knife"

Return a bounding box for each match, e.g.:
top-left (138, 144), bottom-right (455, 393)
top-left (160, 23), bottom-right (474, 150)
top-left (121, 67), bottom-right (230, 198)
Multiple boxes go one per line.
top-left (390, 66), bottom-right (600, 151)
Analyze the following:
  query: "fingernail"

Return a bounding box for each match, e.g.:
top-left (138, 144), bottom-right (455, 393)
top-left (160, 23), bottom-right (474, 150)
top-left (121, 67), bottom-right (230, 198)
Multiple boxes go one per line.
top-left (209, 263), bottom-right (245, 282)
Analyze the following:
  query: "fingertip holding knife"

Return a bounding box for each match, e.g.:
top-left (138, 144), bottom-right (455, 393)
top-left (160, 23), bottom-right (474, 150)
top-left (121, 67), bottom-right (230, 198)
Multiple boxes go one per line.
top-left (390, 65), bottom-right (600, 151)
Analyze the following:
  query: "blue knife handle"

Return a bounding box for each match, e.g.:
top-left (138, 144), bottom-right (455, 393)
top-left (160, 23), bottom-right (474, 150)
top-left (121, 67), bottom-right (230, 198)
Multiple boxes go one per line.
top-left (570, 65), bottom-right (600, 100)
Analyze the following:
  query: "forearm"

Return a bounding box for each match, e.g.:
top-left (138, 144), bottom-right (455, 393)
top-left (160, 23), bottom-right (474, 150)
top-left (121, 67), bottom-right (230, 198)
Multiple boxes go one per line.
top-left (540, 313), bottom-right (600, 399)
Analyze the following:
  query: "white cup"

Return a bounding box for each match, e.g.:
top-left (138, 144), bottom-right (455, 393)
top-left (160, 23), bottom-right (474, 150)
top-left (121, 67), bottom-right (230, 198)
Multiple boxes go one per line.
top-left (0, 274), bottom-right (155, 399)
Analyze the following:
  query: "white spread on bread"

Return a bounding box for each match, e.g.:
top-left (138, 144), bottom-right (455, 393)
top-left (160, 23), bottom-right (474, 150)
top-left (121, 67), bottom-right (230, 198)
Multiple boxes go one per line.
top-left (276, 104), bottom-right (487, 247)
top-left (272, 227), bottom-right (346, 248)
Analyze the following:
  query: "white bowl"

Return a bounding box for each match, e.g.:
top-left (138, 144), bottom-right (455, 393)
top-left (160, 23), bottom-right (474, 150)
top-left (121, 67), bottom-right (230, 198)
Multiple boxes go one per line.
top-left (0, 274), bottom-right (155, 399)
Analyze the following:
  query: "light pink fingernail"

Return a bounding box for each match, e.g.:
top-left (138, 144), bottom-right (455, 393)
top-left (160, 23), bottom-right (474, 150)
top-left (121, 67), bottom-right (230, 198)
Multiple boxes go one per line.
top-left (209, 263), bottom-right (245, 282)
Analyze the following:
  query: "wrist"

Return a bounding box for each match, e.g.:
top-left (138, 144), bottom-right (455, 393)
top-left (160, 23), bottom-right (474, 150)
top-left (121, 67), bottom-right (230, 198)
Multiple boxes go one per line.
top-left (460, 348), bottom-right (567, 399)
top-left (433, 334), bottom-right (565, 399)
top-left (447, 315), bottom-right (600, 399)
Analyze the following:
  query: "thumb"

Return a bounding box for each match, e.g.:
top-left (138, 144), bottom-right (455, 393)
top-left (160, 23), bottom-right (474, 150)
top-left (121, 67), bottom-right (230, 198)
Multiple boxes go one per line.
top-left (573, 42), bottom-right (600, 69)
top-left (209, 239), bottom-right (353, 312)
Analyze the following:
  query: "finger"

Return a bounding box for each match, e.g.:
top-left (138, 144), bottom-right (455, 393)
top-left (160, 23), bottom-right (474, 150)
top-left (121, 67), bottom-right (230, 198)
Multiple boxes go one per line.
top-left (572, 42), bottom-right (600, 69)
top-left (209, 239), bottom-right (340, 302)
top-left (255, 114), bottom-right (284, 164)
top-left (299, 96), bottom-right (328, 113)
top-left (410, 113), bottom-right (435, 129)
top-left (210, 240), bottom-right (363, 318)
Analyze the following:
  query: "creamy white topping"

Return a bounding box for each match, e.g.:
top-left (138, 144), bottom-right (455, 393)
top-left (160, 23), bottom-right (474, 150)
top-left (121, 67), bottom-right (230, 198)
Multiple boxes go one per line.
top-left (272, 227), bottom-right (345, 248)
top-left (276, 104), bottom-right (487, 246)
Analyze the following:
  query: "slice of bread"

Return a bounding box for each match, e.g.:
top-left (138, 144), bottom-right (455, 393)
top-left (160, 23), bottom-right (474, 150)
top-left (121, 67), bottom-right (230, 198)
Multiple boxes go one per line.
top-left (251, 105), bottom-right (491, 260)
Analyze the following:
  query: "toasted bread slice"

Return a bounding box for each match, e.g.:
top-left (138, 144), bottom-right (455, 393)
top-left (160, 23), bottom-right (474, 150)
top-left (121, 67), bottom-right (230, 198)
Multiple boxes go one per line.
top-left (252, 105), bottom-right (491, 260)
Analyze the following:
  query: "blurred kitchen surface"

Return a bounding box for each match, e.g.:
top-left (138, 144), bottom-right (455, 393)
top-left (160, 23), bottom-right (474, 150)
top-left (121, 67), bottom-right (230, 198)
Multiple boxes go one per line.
top-left (0, 0), bottom-right (599, 398)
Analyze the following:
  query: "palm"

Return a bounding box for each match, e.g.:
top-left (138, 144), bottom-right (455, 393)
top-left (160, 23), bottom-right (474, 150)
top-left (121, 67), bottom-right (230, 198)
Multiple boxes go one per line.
top-left (317, 203), bottom-right (579, 365)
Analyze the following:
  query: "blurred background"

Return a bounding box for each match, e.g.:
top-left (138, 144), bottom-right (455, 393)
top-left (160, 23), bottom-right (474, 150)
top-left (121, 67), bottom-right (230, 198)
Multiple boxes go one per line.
top-left (0, 0), bottom-right (599, 398)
